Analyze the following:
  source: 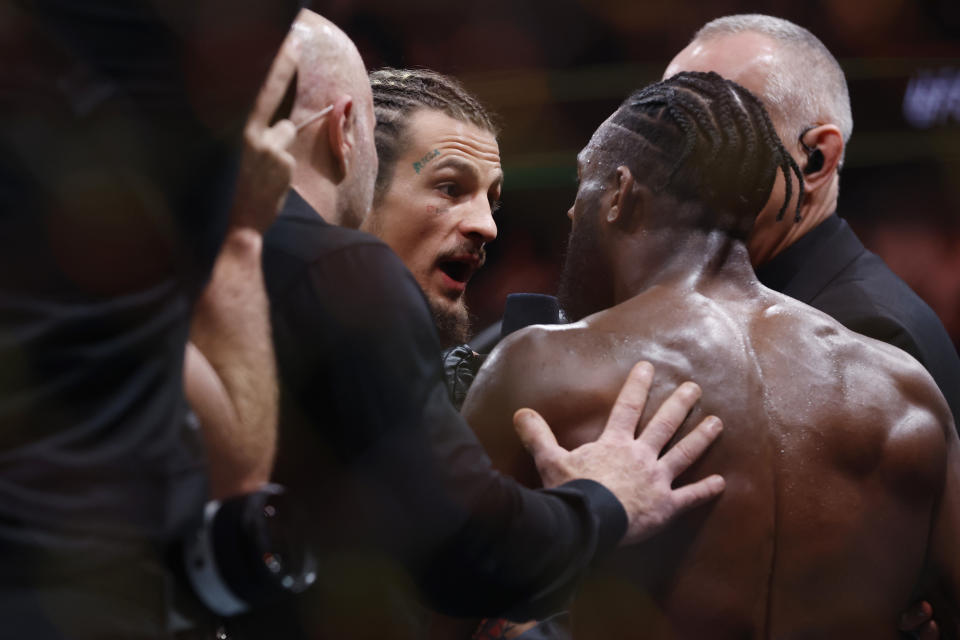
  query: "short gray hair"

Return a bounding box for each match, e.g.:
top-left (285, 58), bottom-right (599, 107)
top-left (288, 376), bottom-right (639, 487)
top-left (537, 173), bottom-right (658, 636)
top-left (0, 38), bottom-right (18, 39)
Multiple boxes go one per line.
top-left (694, 14), bottom-right (853, 145)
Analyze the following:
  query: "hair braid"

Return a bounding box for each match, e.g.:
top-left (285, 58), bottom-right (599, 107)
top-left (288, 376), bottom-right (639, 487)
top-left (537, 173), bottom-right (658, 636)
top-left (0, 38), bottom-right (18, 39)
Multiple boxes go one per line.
top-left (608, 71), bottom-right (803, 237)
top-left (662, 101), bottom-right (699, 190)
top-left (369, 68), bottom-right (497, 203)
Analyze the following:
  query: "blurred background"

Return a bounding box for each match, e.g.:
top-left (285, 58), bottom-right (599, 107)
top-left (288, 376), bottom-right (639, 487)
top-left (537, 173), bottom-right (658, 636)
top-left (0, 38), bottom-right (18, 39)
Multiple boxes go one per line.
top-left (325, 0), bottom-right (960, 349)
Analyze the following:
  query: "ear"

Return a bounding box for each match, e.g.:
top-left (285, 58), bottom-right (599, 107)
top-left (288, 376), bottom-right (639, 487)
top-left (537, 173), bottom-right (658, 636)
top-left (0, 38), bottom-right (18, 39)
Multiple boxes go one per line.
top-left (607, 165), bottom-right (646, 231)
top-left (327, 95), bottom-right (356, 182)
top-left (798, 124), bottom-right (843, 194)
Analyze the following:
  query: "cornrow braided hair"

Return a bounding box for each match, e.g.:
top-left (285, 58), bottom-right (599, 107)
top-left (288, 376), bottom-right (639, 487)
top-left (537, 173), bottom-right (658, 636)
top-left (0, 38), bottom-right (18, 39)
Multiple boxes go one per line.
top-left (610, 71), bottom-right (803, 238)
top-left (369, 68), bottom-right (497, 203)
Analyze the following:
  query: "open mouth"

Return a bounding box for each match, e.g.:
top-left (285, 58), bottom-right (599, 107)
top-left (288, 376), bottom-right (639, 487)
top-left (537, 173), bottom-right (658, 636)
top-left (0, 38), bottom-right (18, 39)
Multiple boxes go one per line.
top-left (438, 260), bottom-right (473, 284)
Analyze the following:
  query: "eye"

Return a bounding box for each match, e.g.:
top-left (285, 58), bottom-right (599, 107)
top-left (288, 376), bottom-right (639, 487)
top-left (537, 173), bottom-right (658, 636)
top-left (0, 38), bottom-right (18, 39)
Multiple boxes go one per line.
top-left (490, 199), bottom-right (502, 214)
top-left (436, 182), bottom-right (461, 198)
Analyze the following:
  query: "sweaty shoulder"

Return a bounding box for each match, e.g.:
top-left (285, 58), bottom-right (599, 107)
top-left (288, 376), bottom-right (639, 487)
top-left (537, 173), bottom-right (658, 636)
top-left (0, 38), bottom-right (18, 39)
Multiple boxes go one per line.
top-left (753, 296), bottom-right (949, 493)
top-left (470, 323), bottom-right (588, 398)
top-left (463, 323), bottom-right (607, 484)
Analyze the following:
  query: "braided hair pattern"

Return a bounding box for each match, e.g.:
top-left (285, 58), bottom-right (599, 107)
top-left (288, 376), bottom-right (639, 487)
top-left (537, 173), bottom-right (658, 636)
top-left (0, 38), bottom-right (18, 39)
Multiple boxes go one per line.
top-left (369, 68), bottom-right (496, 203)
top-left (607, 71), bottom-right (803, 239)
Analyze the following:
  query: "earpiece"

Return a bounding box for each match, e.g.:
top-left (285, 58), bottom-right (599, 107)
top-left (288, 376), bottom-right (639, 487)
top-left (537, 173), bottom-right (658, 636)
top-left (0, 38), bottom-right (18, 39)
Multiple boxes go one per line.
top-left (804, 148), bottom-right (824, 174)
top-left (799, 126), bottom-right (824, 175)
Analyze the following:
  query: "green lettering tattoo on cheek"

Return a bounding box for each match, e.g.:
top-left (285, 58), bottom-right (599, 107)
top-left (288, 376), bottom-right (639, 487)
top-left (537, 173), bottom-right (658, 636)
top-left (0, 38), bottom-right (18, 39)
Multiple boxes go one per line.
top-left (413, 149), bottom-right (441, 174)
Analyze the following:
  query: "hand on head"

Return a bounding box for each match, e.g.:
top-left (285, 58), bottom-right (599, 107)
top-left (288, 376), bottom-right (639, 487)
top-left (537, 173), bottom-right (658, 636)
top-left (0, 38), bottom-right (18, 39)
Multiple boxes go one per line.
top-left (513, 361), bottom-right (725, 545)
top-left (229, 33), bottom-right (299, 233)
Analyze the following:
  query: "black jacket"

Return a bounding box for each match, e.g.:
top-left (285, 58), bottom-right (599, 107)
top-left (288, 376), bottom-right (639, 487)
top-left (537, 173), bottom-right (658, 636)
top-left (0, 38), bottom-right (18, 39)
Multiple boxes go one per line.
top-left (254, 191), bottom-right (626, 636)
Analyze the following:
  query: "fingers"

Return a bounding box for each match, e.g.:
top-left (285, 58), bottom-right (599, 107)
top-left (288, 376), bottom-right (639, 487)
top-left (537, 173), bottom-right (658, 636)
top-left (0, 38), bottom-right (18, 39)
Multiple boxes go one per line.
top-left (514, 408), bottom-right (562, 479)
top-left (229, 117), bottom-right (296, 231)
top-left (262, 120), bottom-right (298, 182)
top-left (249, 37), bottom-right (299, 130)
top-left (247, 118), bottom-right (296, 185)
top-left (263, 119), bottom-right (297, 152)
top-left (668, 473), bottom-right (726, 515)
top-left (637, 381), bottom-right (701, 452)
top-left (659, 415), bottom-right (722, 478)
top-left (601, 361), bottom-right (654, 441)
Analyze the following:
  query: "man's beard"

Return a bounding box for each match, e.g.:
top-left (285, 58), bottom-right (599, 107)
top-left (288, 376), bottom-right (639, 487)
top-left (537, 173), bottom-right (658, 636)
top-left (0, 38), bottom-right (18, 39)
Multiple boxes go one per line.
top-left (557, 209), bottom-right (612, 322)
top-left (428, 296), bottom-right (472, 348)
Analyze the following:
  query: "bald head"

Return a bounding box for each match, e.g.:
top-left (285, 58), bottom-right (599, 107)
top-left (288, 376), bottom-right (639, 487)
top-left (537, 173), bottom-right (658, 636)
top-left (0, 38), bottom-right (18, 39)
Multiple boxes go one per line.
top-left (665, 15), bottom-right (852, 148)
top-left (664, 15), bottom-right (851, 266)
top-left (282, 10), bottom-right (377, 228)
top-left (288, 10), bottom-right (368, 122)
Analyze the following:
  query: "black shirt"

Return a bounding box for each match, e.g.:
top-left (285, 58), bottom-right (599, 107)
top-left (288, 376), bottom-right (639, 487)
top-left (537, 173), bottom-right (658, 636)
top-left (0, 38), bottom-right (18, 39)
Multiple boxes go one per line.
top-left (262, 191), bottom-right (626, 628)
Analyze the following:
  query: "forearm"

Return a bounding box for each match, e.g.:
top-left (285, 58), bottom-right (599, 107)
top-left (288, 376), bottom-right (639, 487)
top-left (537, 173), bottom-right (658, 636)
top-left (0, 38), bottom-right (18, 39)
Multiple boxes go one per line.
top-left (189, 227), bottom-right (277, 498)
top-left (419, 475), bottom-right (625, 620)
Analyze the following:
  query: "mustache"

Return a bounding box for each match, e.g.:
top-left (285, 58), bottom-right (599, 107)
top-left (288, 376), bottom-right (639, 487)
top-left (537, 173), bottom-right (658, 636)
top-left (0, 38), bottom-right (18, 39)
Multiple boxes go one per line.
top-left (438, 242), bottom-right (487, 268)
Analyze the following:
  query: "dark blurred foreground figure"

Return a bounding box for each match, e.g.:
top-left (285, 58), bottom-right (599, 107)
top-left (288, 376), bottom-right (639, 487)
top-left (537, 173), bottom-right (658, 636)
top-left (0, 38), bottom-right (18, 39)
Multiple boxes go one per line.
top-left (0, 1), bottom-right (297, 637)
top-left (665, 14), bottom-right (960, 431)
top-left (235, 10), bottom-right (727, 639)
top-left (465, 72), bottom-right (960, 638)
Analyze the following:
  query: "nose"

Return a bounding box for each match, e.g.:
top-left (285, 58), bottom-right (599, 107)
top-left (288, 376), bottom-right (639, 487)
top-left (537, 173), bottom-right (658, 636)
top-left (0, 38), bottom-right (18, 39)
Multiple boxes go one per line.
top-left (459, 198), bottom-right (498, 244)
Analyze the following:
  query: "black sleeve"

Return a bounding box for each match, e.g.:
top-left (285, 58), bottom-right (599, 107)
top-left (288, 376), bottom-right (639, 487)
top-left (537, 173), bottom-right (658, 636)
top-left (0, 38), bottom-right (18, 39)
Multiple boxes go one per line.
top-left (268, 239), bottom-right (626, 620)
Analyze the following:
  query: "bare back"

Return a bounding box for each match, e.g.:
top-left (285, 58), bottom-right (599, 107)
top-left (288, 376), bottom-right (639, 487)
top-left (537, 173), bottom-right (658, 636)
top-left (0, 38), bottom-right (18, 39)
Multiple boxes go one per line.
top-left (463, 284), bottom-right (956, 638)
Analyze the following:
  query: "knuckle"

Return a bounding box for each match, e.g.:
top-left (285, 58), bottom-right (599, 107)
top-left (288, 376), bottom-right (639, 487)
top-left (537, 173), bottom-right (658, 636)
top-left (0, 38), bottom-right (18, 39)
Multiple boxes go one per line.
top-left (671, 440), bottom-right (695, 466)
top-left (617, 399), bottom-right (646, 416)
top-left (646, 417), bottom-right (673, 435)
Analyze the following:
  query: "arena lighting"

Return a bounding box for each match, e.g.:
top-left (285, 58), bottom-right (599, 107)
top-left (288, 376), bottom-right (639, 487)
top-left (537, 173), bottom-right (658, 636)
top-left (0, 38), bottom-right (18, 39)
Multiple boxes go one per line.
top-left (903, 67), bottom-right (960, 129)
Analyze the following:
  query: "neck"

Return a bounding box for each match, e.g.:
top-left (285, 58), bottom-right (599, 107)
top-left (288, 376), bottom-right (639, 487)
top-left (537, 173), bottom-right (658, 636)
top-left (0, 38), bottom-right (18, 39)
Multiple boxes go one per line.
top-left (749, 174), bottom-right (839, 266)
top-left (612, 228), bottom-right (758, 304)
top-left (290, 127), bottom-right (347, 227)
top-left (291, 172), bottom-right (343, 226)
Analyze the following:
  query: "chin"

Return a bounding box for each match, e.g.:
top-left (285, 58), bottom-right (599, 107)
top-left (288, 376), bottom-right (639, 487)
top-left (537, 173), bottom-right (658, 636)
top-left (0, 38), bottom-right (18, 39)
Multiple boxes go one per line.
top-left (428, 295), bottom-right (471, 348)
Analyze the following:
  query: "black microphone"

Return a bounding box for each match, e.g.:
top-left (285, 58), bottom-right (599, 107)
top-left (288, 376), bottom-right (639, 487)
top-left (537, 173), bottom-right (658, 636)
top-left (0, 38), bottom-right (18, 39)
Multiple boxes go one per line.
top-left (500, 293), bottom-right (563, 339)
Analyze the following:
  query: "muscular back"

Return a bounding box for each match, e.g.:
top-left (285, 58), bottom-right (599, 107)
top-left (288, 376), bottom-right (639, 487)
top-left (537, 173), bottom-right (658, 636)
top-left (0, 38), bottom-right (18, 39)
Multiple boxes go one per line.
top-left (463, 284), bottom-right (957, 638)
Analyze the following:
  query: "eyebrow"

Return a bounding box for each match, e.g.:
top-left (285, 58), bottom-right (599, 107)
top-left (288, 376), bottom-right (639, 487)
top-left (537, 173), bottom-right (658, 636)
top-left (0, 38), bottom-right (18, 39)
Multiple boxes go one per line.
top-left (431, 156), bottom-right (504, 190)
